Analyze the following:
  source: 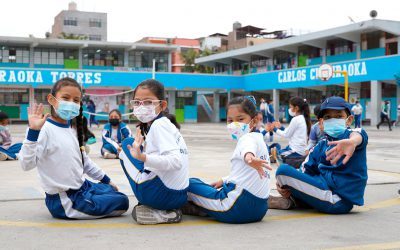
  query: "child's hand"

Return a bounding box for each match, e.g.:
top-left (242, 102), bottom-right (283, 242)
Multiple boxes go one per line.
top-left (244, 153), bottom-right (272, 179)
top-left (326, 139), bottom-right (356, 165)
top-left (266, 123), bottom-right (273, 132)
top-left (127, 128), bottom-right (145, 162)
top-left (211, 179), bottom-right (223, 189)
top-left (273, 121), bottom-right (282, 129)
top-left (276, 183), bottom-right (291, 198)
top-left (28, 103), bottom-right (50, 130)
top-left (109, 181), bottom-right (119, 191)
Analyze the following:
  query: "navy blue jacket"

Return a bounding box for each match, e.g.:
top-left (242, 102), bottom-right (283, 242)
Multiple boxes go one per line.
top-left (303, 128), bottom-right (368, 206)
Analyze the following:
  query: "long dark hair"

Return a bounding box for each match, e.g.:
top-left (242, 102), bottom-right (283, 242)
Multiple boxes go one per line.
top-left (289, 97), bottom-right (311, 135)
top-left (109, 109), bottom-right (122, 120)
top-left (51, 77), bottom-right (85, 166)
top-left (132, 79), bottom-right (180, 134)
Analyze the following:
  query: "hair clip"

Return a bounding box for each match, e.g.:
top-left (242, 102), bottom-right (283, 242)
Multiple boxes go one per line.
top-left (245, 96), bottom-right (257, 106)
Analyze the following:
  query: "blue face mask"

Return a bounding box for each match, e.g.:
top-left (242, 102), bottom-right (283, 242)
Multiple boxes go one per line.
top-left (53, 98), bottom-right (81, 121)
top-left (323, 118), bottom-right (347, 138)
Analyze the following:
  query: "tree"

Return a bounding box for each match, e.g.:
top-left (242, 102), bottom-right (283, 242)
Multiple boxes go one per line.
top-left (180, 48), bottom-right (198, 73)
top-left (58, 32), bottom-right (88, 40)
top-left (180, 48), bottom-right (214, 73)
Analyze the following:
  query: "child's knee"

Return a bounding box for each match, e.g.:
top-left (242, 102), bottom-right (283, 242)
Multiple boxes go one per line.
top-left (276, 164), bottom-right (294, 176)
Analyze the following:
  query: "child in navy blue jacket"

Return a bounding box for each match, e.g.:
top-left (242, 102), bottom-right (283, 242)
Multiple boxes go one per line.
top-left (101, 109), bottom-right (131, 159)
top-left (271, 96), bottom-right (368, 214)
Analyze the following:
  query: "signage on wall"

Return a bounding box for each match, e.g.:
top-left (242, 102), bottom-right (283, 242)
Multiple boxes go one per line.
top-left (277, 61), bottom-right (368, 83)
top-left (0, 70), bottom-right (102, 85)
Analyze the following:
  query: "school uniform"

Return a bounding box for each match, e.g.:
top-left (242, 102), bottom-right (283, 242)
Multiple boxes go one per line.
top-left (18, 118), bottom-right (129, 219)
top-left (0, 128), bottom-right (22, 160)
top-left (101, 122), bottom-right (131, 156)
top-left (188, 132), bottom-right (270, 224)
top-left (306, 122), bottom-right (325, 151)
top-left (276, 128), bottom-right (368, 214)
top-left (119, 116), bottom-right (189, 210)
top-left (272, 115), bottom-right (308, 158)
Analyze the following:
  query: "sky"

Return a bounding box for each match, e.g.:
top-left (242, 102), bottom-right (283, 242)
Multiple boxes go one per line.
top-left (0, 0), bottom-right (398, 42)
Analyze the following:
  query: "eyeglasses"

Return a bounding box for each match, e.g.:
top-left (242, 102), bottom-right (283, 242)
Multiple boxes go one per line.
top-left (130, 99), bottom-right (161, 107)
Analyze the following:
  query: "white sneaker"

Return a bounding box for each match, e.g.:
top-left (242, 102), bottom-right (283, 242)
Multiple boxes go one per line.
top-left (104, 152), bottom-right (117, 159)
top-left (132, 205), bottom-right (182, 225)
top-left (0, 152), bottom-right (7, 161)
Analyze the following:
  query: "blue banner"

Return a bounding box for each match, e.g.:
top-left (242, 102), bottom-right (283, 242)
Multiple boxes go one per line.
top-left (0, 55), bottom-right (399, 91)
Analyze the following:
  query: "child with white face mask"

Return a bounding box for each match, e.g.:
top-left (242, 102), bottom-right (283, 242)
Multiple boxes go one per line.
top-left (119, 79), bottom-right (189, 225)
top-left (272, 96), bottom-right (368, 214)
top-left (183, 96), bottom-right (271, 224)
top-left (18, 77), bottom-right (129, 219)
top-left (270, 97), bottom-right (311, 168)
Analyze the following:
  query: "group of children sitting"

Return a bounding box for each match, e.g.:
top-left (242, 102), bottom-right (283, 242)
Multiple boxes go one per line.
top-left (7, 77), bottom-right (369, 225)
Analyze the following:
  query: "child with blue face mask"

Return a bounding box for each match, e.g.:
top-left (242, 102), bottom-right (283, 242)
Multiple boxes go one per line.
top-left (271, 96), bottom-right (368, 214)
top-left (18, 77), bottom-right (129, 219)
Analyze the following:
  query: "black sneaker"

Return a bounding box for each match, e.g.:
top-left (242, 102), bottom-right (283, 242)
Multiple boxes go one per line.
top-left (181, 202), bottom-right (208, 217)
top-left (132, 204), bottom-right (182, 225)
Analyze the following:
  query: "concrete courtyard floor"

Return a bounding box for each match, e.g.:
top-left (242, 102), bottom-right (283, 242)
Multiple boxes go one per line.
top-left (0, 123), bottom-right (399, 249)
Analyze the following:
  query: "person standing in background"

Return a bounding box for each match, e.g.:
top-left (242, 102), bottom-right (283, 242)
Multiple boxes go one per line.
top-left (259, 98), bottom-right (269, 124)
top-left (377, 100), bottom-right (392, 131)
top-left (87, 99), bottom-right (99, 128)
top-left (266, 99), bottom-right (275, 123)
top-left (351, 101), bottom-right (363, 129)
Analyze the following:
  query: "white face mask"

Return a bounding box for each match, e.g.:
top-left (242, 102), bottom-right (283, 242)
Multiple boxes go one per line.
top-left (288, 108), bottom-right (296, 117)
top-left (133, 105), bottom-right (160, 123)
top-left (227, 121), bottom-right (252, 140)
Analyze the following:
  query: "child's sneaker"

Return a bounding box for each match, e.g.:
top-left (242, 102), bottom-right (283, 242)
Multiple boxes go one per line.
top-left (104, 152), bottom-right (117, 159)
top-left (181, 202), bottom-right (208, 217)
top-left (132, 204), bottom-right (182, 225)
top-left (0, 152), bottom-right (8, 161)
top-left (268, 195), bottom-right (295, 210)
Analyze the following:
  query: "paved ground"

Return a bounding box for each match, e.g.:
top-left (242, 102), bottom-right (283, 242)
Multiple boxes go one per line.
top-left (0, 123), bottom-right (399, 250)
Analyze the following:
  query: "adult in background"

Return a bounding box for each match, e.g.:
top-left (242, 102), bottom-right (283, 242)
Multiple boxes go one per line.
top-left (377, 100), bottom-right (392, 131)
top-left (266, 99), bottom-right (275, 123)
top-left (87, 99), bottom-right (99, 128)
top-left (351, 101), bottom-right (363, 129)
top-left (259, 98), bottom-right (269, 124)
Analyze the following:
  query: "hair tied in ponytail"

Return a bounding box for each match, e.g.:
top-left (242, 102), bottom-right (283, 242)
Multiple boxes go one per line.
top-left (245, 96), bottom-right (257, 106)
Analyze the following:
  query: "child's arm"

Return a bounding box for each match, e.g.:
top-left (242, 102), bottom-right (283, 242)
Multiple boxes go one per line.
top-left (102, 128), bottom-right (119, 149)
top-left (273, 120), bottom-right (295, 139)
top-left (326, 131), bottom-right (367, 165)
top-left (19, 104), bottom-right (50, 171)
top-left (122, 125), bottom-right (132, 138)
top-left (240, 135), bottom-right (272, 178)
top-left (128, 127), bottom-right (183, 171)
top-left (82, 153), bottom-right (110, 183)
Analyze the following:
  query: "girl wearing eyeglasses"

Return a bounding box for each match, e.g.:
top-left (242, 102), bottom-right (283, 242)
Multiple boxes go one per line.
top-left (119, 79), bottom-right (189, 225)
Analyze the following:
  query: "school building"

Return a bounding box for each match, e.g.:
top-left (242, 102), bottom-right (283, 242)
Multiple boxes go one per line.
top-left (0, 19), bottom-right (400, 125)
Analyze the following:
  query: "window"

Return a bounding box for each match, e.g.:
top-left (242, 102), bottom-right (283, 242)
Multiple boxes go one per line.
top-left (0, 46), bottom-right (29, 64)
top-left (89, 35), bottom-right (102, 41)
top-left (89, 18), bottom-right (102, 28)
top-left (33, 48), bottom-right (64, 65)
top-left (82, 49), bottom-right (124, 67)
top-left (64, 17), bottom-right (78, 26)
top-left (128, 51), bottom-right (169, 71)
top-left (0, 88), bottom-right (29, 104)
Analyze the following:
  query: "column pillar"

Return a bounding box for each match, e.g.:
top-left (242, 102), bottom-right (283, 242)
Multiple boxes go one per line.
top-left (273, 89), bottom-right (280, 121)
top-left (167, 90), bottom-right (176, 114)
top-left (397, 37), bottom-right (400, 55)
top-left (29, 46), bottom-right (34, 68)
top-left (168, 52), bottom-right (172, 72)
top-left (370, 80), bottom-right (382, 126)
top-left (396, 84), bottom-right (400, 122)
top-left (78, 48), bottom-right (83, 69)
top-left (213, 92), bottom-right (220, 123)
top-left (321, 48), bottom-right (326, 64)
top-left (124, 49), bottom-right (129, 67)
top-left (356, 43), bottom-right (361, 59)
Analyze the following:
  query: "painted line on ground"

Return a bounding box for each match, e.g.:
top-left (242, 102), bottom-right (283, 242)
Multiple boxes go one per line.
top-left (0, 198), bottom-right (398, 229)
top-left (326, 241), bottom-right (400, 250)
